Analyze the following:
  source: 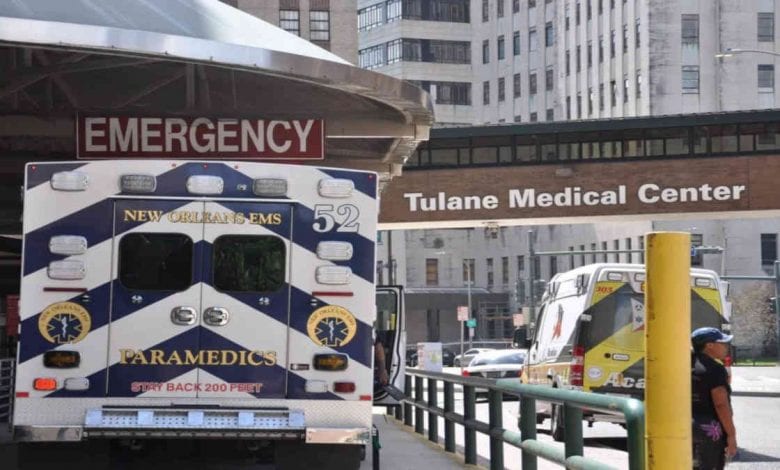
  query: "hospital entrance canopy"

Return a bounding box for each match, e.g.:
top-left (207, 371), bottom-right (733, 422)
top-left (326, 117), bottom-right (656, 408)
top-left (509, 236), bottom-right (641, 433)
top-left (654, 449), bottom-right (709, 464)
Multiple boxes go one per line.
top-left (0, 0), bottom-right (433, 181)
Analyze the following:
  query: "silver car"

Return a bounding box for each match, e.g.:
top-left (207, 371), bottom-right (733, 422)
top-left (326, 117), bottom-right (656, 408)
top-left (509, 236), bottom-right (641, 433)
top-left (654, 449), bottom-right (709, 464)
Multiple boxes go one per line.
top-left (463, 349), bottom-right (527, 379)
top-left (453, 348), bottom-right (495, 367)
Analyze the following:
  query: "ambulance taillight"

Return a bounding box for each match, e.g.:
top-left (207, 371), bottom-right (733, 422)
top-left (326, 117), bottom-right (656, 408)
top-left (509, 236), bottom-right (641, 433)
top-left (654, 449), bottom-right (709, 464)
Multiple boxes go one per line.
top-left (569, 345), bottom-right (585, 387)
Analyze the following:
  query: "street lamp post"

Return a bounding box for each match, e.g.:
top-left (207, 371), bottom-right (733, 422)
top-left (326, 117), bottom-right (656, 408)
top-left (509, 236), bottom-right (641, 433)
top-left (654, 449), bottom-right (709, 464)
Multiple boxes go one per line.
top-left (716, 48), bottom-right (780, 58)
top-left (465, 259), bottom-right (473, 349)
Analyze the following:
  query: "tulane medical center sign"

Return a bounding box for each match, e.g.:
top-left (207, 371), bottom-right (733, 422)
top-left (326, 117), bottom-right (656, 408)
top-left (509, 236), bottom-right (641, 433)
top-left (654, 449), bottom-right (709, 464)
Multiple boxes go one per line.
top-left (379, 155), bottom-right (780, 228)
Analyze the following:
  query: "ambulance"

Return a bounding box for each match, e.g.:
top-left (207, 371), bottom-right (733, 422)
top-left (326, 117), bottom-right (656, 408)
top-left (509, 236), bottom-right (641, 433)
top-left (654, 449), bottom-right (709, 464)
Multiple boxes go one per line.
top-left (12, 160), bottom-right (400, 468)
top-left (521, 263), bottom-right (730, 441)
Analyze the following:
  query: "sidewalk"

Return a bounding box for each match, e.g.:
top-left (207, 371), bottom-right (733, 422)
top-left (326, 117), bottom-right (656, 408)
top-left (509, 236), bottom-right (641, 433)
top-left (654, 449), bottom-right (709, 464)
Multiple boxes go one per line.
top-left (366, 410), bottom-right (479, 470)
top-left (730, 365), bottom-right (780, 397)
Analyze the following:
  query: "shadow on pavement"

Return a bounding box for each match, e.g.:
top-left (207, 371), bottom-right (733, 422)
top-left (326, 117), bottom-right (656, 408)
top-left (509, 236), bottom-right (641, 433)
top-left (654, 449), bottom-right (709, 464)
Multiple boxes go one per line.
top-left (732, 448), bottom-right (780, 463)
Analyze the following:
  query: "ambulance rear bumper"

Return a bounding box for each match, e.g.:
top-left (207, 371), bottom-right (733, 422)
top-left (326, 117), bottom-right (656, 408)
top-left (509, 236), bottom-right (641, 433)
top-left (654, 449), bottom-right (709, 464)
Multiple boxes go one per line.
top-left (15, 407), bottom-right (370, 444)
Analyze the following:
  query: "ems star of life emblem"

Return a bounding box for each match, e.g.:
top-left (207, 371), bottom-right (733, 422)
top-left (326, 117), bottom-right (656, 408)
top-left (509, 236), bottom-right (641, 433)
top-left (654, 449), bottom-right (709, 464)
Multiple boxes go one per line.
top-left (306, 305), bottom-right (357, 347)
top-left (38, 301), bottom-right (92, 345)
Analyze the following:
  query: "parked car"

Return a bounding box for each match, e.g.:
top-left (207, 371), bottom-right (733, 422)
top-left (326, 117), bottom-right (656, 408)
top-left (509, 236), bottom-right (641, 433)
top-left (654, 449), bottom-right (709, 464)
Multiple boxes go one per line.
top-left (462, 348), bottom-right (527, 380)
top-left (453, 348), bottom-right (495, 367)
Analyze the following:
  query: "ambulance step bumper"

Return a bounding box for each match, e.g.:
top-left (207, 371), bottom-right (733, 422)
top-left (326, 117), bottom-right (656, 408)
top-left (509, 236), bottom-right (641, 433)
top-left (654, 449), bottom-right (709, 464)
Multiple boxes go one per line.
top-left (83, 407), bottom-right (306, 440)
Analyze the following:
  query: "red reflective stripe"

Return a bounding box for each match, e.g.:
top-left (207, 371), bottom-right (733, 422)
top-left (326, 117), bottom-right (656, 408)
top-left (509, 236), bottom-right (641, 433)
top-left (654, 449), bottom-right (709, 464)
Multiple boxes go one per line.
top-left (43, 287), bottom-right (88, 293)
top-left (312, 291), bottom-right (354, 297)
top-left (16, 391), bottom-right (29, 398)
top-left (359, 395), bottom-right (372, 401)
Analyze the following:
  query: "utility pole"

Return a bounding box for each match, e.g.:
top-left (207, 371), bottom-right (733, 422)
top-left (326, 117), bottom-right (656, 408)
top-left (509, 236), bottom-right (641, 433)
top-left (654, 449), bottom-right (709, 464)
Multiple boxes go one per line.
top-left (466, 259), bottom-right (473, 349)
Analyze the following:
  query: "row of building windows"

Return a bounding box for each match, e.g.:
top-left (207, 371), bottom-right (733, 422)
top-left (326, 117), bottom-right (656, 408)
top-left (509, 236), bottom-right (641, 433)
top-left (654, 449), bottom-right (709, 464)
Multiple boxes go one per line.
top-left (359, 38), bottom-right (471, 69)
top-left (409, 121), bottom-right (780, 168)
top-left (358, 0), bottom-right (469, 31)
top-left (481, 69), bottom-right (554, 104)
top-left (563, 23), bottom-right (639, 75)
top-left (682, 64), bottom-right (775, 93)
top-left (564, 73), bottom-right (641, 119)
top-left (483, 0), bottom-right (554, 22)
top-left (409, 80), bottom-right (472, 105)
top-left (481, 24), bottom-right (554, 64)
top-left (682, 12), bottom-right (775, 44)
top-left (563, 0), bottom-right (633, 29)
top-left (279, 9), bottom-right (330, 41)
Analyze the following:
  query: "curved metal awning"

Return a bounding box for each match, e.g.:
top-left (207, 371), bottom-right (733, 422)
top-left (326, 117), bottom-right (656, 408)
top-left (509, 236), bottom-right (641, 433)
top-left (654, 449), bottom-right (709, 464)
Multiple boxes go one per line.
top-left (0, 0), bottom-right (433, 180)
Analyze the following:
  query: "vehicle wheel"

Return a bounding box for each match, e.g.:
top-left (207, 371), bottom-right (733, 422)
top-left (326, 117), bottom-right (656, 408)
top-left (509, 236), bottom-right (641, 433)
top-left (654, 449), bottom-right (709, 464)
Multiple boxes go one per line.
top-left (551, 404), bottom-right (565, 442)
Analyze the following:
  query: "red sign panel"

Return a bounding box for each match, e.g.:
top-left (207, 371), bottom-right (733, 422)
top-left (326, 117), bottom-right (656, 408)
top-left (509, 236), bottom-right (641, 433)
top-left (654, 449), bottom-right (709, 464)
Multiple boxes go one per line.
top-left (77, 115), bottom-right (325, 160)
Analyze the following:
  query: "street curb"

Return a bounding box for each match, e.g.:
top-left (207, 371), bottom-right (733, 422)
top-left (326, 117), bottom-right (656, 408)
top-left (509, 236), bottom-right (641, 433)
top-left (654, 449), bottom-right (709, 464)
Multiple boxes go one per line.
top-left (731, 391), bottom-right (780, 398)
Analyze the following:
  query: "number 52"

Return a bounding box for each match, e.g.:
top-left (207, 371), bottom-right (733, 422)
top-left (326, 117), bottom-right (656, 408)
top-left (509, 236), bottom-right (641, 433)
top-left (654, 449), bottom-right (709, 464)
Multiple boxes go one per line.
top-left (312, 204), bottom-right (360, 233)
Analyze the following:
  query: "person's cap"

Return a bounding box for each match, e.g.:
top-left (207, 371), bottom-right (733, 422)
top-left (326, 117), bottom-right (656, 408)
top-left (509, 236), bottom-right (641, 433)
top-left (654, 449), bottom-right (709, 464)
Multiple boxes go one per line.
top-left (691, 327), bottom-right (733, 345)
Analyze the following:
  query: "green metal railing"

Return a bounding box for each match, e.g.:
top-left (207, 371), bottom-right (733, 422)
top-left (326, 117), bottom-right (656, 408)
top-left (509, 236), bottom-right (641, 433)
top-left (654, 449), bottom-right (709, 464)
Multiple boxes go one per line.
top-left (400, 368), bottom-right (645, 470)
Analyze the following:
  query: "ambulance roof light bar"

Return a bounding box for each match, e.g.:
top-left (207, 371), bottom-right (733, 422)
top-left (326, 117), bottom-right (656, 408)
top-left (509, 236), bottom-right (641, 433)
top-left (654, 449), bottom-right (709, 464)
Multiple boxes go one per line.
top-left (51, 171), bottom-right (89, 191)
top-left (49, 235), bottom-right (88, 255)
top-left (316, 241), bottom-right (353, 261)
top-left (253, 178), bottom-right (288, 197)
top-left (318, 178), bottom-right (354, 198)
top-left (120, 174), bottom-right (157, 193)
top-left (186, 175), bottom-right (224, 195)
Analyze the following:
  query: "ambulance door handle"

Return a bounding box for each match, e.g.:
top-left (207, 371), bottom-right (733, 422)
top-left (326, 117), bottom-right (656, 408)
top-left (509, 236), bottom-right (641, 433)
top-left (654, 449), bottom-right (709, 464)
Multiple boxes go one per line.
top-left (171, 306), bottom-right (197, 326)
top-left (204, 307), bottom-right (230, 326)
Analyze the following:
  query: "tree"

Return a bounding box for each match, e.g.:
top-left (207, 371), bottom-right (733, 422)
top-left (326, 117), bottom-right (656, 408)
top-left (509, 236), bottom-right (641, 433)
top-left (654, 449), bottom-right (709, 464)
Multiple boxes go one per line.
top-left (730, 282), bottom-right (778, 358)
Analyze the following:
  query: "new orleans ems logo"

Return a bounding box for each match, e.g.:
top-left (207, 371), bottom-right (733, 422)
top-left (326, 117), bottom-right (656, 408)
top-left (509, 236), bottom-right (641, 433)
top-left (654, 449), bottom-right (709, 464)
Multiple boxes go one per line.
top-left (38, 302), bottom-right (91, 344)
top-left (307, 305), bottom-right (357, 347)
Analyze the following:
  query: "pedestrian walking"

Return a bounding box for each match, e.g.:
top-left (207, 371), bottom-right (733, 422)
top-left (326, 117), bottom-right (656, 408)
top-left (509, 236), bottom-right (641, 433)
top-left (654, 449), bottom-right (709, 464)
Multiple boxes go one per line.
top-left (691, 327), bottom-right (737, 469)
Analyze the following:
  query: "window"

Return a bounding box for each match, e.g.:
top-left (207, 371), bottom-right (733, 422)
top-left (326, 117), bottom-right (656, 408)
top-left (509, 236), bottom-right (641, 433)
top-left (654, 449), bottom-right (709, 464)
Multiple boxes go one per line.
top-left (513, 0), bottom-right (520, 13)
top-left (759, 13), bottom-right (775, 42)
top-left (418, 81), bottom-right (472, 105)
top-left (530, 112), bottom-right (538, 122)
top-left (690, 234), bottom-right (703, 267)
top-left (387, 39), bottom-right (402, 63)
top-left (529, 73), bottom-right (537, 94)
top-left (512, 73), bottom-right (522, 97)
top-left (636, 19), bottom-right (641, 48)
top-left (514, 115), bottom-right (522, 122)
top-left (625, 237), bottom-right (633, 263)
top-left (610, 79), bottom-right (617, 104)
top-left (565, 50), bottom-right (571, 75)
top-left (426, 258), bottom-right (439, 286)
top-left (761, 234), bottom-right (778, 266)
top-left (214, 236), bottom-right (286, 292)
top-left (358, 44), bottom-right (385, 69)
top-left (682, 66), bottom-right (700, 92)
top-left (576, 92), bottom-right (582, 118)
top-left (588, 87), bottom-right (594, 114)
top-left (613, 239), bottom-right (620, 262)
top-left (498, 77), bottom-right (506, 101)
top-left (119, 233), bottom-right (193, 290)
top-left (513, 31), bottom-right (521, 55)
top-left (566, 96), bottom-right (571, 119)
top-left (682, 14), bottom-right (699, 45)
top-left (576, 1), bottom-right (581, 25)
top-left (387, 0), bottom-right (401, 20)
top-left (579, 244), bottom-right (586, 266)
top-left (482, 40), bottom-right (489, 63)
top-left (545, 22), bottom-right (554, 47)
top-left (529, 28), bottom-right (538, 51)
top-left (622, 24), bottom-right (628, 53)
top-left (545, 67), bottom-right (554, 90)
top-left (502, 257), bottom-right (509, 285)
top-left (599, 36), bottom-right (604, 62)
top-left (637, 70), bottom-right (642, 98)
top-left (587, 40), bottom-right (593, 67)
top-left (598, 0), bottom-right (603, 14)
top-left (759, 64), bottom-right (775, 91)
top-left (565, 7), bottom-right (570, 31)
top-left (517, 255), bottom-right (525, 272)
top-left (463, 258), bottom-right (476, 285)
top-left (546, 108), bottom-right (554, 121)
top-left (549, 256), bottom-right (558, 277)
top-left (587, 0), bottom-right (592, 19)
top-left (610, 29), bottom-right (616, 57)
top-left (487, 258), bottom-right (494, 288)
top-left (568, 246), bottom-right (575, 268)
top-left (590, 243), bottom-right (597, 263)
top-left (310, 10), bottom-right (330, 41)
top-left (498, 0), bottom-right (504, 17)
top-left (599, 83), bottom-right (604, 110)
top-left (529, 0), bottom-right (536, 7)
top-left (576, 45), bottom-right (581, 71)
top-left (483, 80), bottom-right (490, 104)
top-left (358, 4), bottom-right (384, 31)
top-left (602, 241), bottom-right (609, 262)
top-left (638, 236), bottom-right (645, 263)
top-left (623, 75), bottom-right (629, 103)
top-left (482, 0), bottom-right (489, 21)
top-left (279, 9), bottom-right (300, 36)
top-left (498, 35), bottom-right (505, 60)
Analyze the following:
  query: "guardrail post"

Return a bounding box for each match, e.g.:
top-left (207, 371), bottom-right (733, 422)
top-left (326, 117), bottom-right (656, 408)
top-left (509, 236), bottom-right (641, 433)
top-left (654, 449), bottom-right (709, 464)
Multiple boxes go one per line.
top-left (414, 375), bottom-right (425, 435)
top-left (463, 384), bottom-right (477, 465)
top-left (444, 381), bottom-right (455, 453)
top-left (563, 403), bottom-right (583, 458)
top-left (488, 389), bottom-right (504, 470)
top-left (427, 377), bottom-right (438, 443)
top-left (519, 396), bottom-right (537, 470)
top-left (625, 400), bottom-right (646, 470)
top-left (404, 374), bottom-right (413, 427)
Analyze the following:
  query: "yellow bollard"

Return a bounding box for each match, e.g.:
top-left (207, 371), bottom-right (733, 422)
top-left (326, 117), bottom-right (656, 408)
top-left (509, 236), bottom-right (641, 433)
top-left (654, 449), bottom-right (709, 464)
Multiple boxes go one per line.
top-left (645, 232), bottom-right (691, 469)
